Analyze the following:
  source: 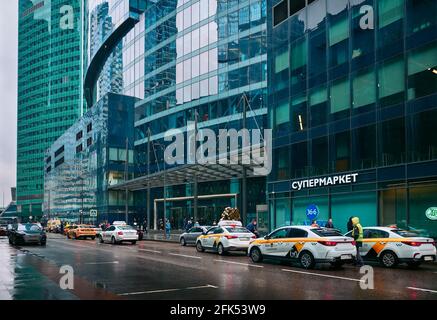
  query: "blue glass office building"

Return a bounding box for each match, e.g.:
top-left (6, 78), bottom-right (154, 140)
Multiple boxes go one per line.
top-left (268, 0), bottom-right (437, 236)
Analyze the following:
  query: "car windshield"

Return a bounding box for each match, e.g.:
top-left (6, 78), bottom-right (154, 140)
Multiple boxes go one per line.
top-left (312, 228), bottom-right (343, 237)
top-left (118, 226), bottom-right (135, 230)
top-left (17, 224), bottom-right (42, 232)
top-left (225, 227), bottom-right (250, 233)
top-left (392, 229), bottom-right (420, 238)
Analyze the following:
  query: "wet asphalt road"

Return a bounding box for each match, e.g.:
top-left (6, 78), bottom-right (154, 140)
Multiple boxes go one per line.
top-left (0, 234), bottom-right (436, 300)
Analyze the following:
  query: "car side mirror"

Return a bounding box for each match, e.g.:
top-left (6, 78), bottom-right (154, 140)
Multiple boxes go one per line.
top-left (264, 235), bottom-right (271, 240)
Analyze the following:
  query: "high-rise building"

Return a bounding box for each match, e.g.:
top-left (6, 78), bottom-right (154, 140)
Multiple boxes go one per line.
top-left (17, 0), bottom-right (84, 220)
top-left (268, 0), bottom-right (437, 237)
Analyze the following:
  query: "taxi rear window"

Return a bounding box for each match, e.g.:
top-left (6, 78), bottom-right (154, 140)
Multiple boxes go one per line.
top-left (225, 227), bottom-right (250, 233)
top-left (312, 229), bottom-right (343, 237)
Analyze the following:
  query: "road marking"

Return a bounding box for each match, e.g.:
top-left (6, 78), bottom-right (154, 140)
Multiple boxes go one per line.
top-left (84, 261), bottom-right (119, 265)
top-left (214, 260), bottom-right (264, 268)
top-left (138, 248), bottom-right (162, 254)
top-left (168, 253), bottom-right (202, 259)
top-left (407, 287), bottom-right (437, 294)
top-left (282, 269), bottom-right (364, 283)
top-left (118, 284), bottom-right (217, 296)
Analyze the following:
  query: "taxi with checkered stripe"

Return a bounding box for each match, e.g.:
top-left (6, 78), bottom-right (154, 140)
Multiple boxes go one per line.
top-left (248, 226), bottom-right (356, 269)
top-left (196, 221), bottom-right (256, 255)
top-left (345, 227), bottom-right (436, 268)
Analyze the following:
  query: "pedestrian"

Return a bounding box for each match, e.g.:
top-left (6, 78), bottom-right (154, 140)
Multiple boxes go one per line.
top-left (186, 219), bottom-right (193, 232)
top-left (212, 220), bottom-right (217, 226)
top-left (246, 219), bottom-right (259, 238)
top-left (165, 219), bottom-right (171, 239)
top-left (347, 217), bottom-right (354, 232)
top-left (351, 217), bottom-right (364, 267)
top-left (325, 218), bottom-right (334, 229)
top-left (194, 221), bottom-right (200, 227)
top-left (60, 221), bottom-right (64, 235)
top-left (311, 220), bottom-right (319, 228)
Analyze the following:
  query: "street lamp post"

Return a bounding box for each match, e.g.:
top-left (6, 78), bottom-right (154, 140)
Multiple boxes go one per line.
top-left (152, 142), bottom-right (168, 239)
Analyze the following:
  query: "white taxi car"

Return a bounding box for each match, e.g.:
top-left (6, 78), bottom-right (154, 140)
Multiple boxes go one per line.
top-left (196, 221), bottom-right (256, 255)
top-left (99, 224), bottom-right (139, 245)
top-left (248, 226), bottom-right (356, 269)
top-left (345, 227), bottom-right (436, 268)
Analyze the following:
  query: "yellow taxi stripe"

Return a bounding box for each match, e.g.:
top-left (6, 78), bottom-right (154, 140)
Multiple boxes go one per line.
top-left (252, 238), bottom-right (341, 245)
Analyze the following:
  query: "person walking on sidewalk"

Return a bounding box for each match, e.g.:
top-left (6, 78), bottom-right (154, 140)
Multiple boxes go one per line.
top-left (351, 217), bottom-right (364, 267)
top-left (165, 219), bottom-right (171, 239)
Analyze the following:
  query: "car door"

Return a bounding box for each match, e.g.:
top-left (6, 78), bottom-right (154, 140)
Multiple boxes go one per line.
top-left (186, 227), bottom-right (201, 244)
top-left (104, 226), bottom-right (116, 242)
top-left (285, 228), bottom-right (309, 259)
top-left (262, 228), bottom-right (290, 257)
top-left (202, 227), bottom-right (218, 248)
top-left (362, 229), bottom-right (390, 259)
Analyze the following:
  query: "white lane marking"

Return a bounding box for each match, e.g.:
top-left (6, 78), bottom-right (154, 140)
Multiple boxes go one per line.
top-left (168, 253), bottom-right (202, 259)
top-left (407, 287), bottom-right (437, 294)
top-left (214, 260), bottom-right (264, 268)
top-left (138, 248), bottom-right (162, 254)
top-left (118, 284), bottom-right (217, 296)
top-left (84, 261), bottom-right (119, 265)
top-left (282, 269), bottom-right (364, 283)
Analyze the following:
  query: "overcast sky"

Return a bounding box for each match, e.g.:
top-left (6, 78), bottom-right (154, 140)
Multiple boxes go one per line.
top-left (0, 2), bottom-right (18, 207)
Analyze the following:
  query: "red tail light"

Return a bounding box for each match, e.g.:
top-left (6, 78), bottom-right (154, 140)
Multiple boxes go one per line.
top-left (118, 231), bottom-right (124, 236)
top-left (319, 241), bottom-right (337, 246)
top-left (225, 235), bottom-right (238, 239)
top-left (351, 241), bottom-right (356, 246)
top-left (402, 241), bottom-right (423, 247)
top-left (251, 236), bottom-right (257, 239)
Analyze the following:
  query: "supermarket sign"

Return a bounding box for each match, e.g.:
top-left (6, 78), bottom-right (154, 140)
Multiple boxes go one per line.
top-left (291, 173), bottom-right (359, 191)
top-left (425, 208), bottom-right (437, 221)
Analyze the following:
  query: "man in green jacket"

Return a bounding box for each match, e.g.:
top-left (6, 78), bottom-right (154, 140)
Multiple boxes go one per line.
top-left (351, 217), bottom-right (364, 267)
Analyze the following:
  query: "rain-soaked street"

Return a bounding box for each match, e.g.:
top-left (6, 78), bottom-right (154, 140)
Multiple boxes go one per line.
top-left (0, 234), bottom-right (436, 300)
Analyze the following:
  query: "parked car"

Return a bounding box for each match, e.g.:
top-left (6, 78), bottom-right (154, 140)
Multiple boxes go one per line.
top-left (344, 227), bottom-right (436, 268)
top-left (180, 226), bottom-right (210, 246)
top-left (248, 226), bottom-right (356, 269)
top-left (99, 225), bottom-right (138, 245)
top-left (67, 225), bottom-right (97, 240)
top-left (196, 221), bottom-right (256, 255)
top-left (8, 223), bottom-right (47, 246)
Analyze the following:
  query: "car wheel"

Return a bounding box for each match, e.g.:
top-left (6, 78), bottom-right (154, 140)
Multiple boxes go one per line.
top-left (407, 261), bottom-right (421, 269)
top-left (379, 251), bottom-right (398, 268)
top-left (196, 241), bottom-right (205, 252)
top-left (217, 243), bottom-right (226, 256)
top-left (299, 251), bottom-right (315, 269)
top-left (99, 236), bottom-right (104, 243)
top-left (250, 247), bottom-right (263, 263)
top-left (111, 237), bottom-right (117, 245)
top-left (91, 237), bottom-right (95, 240)
top-left (180, 237), bottom-right (186, 246)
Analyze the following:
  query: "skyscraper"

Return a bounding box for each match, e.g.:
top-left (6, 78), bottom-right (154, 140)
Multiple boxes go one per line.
top-left (17, 0), bottom-right (84, 220)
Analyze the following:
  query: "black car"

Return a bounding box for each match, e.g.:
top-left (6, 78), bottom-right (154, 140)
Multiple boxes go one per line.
top-left (8, 223), bottom-right (47, 246)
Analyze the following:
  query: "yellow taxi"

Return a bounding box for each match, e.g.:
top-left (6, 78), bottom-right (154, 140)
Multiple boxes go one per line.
top-left (67, 224), bottom-right (97, 240)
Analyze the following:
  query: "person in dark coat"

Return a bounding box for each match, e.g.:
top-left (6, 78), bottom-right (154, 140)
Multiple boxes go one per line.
top-left (246, 219), bottom-right (259, 238)
top-left (325, 218), bottom-right (334, 229)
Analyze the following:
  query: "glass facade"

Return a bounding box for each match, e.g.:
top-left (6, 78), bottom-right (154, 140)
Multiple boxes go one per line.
top-left (43, 93), bottom-right (139, 223)
top-left (268, 0), bottom-right (437, 237)
top-left (17, 0), bottom-right (84, 219)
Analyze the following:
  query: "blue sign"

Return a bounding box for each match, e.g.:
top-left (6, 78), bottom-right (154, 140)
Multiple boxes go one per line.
top-left (306, 204), bottom-right (320, 221)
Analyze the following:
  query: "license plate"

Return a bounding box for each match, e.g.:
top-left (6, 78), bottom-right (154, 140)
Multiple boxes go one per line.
top-left (424, 256), bottom-right (433, 261)
top-left (341, 255), bottom-right (352, 260)
top-left (239, 237), bottom-right (250, 241)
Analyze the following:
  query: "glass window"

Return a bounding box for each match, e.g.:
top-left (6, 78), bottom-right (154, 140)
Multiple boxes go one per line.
top-left (407, 41), bottom-right (437, 100)
top-left (209, 76), bottom-right (218, 95)
top-left (331, 192), bottom-right (377, 234)
top-left (275, 147), bottom-right (290, 180)
top-left (184, 85), bottom-right (192, 102)
top-left (332, 131), bottom-right (350, 172)
top-left (109, 148), bottom-right (118, 161)
top-left (209, 22), bottom-right (218, 44)
top-left (290, 38), bottom-right (307, 92)
top-left (192, 28), bottom-right (200, 51)
top-left (288, 228), bottom-right (308, 238)
top-left (184, 32), bottom-right (192, 55)
top-left (365, 229), bottom-right (389, 239)
top-left (192, 81), bottom-right (200, 100)
top-left (209, 0), bottom-right (217, 16)
top-left (275, 49), bottom-right (289, 74)
top-left (209, 48), bottom-right (218, 72)
top-left (310, 86), bottom-right (328, 126)
top-left (330, 77), bottom-right (350, 114)
top-left (378, 0), bottom-right (404, 29)
top-left (176, 11), bottom-right (184, 31)
top-left (292, 196), bottom-right (329, 226)
top-left (192, 55), bottom-right (200, 78)
top-left (352, 125), bottom-right (376, 170)
top-left (200, 0), bottom-right (209, 21)
top-left (379, 56), bottom-right (405, 107)
top-left (291, 142), bottom-right (308, 178)
top-left (183, 7), bottom-right (192, 30)
top-left (407, 0), bottom-right (437, 37)
top-left (408, 109), bottom-right (437, 162)
top-left (273, 1), bottom-right (288, 27)
top-left (270, 227), bottom-right (289, 239)
top-left (192, 1), bottom-right (200, 25)
top-left (311, 137), bottom-right (329, 176)
top-left (200, 24), bottom-right (209, 48)
top-left (183, 59), bottom-right (192, 81)
top-left (309, 26), bottom-right (327, 85)
top-left (409, 185), bottom-right (437, 238)
top-left (380, 117), bottom-right (406, 166)
top-left (291, 94), bottom-right (307, 132)
top-left (200, 51), bottom-right (209, 75)
top-left (275, 101), bottom-right (289, 127)
top-left (176, 62), bottom-right (183, 84)
top-left (200, 78), bottom-right (209, 97)
top-left (353, 69), bottom-right (376, 109)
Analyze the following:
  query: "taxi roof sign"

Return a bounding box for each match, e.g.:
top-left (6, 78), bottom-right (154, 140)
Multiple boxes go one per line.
top-left (218, 220), bottom-right (242, 227)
